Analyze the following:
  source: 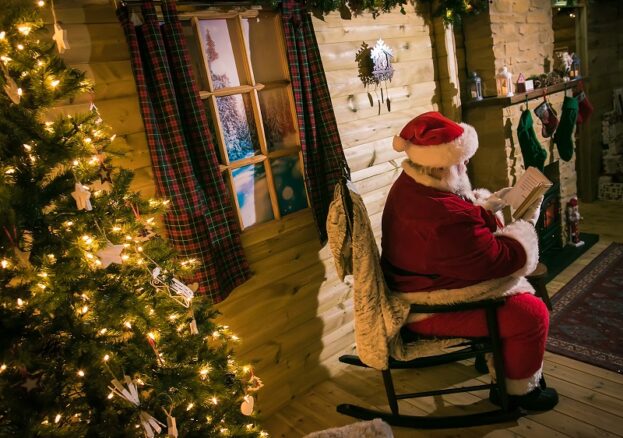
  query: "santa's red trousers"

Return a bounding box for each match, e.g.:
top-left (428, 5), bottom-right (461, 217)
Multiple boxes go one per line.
top-left (408, 293), bottom-right (549, 394)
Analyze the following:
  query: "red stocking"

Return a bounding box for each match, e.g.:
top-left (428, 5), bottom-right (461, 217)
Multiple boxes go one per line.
top-left (575, 80), bottom-right (593, 125)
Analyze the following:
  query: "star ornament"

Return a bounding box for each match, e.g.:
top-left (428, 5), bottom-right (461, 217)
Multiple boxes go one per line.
top-left (96, 243), bottom-right (124, 269)
top-left (90, 179), bottom-right (113, 194)
top-left (52, 22), bottom-right (69, 54)
top-left (71, 182), bottom-right (92, 211)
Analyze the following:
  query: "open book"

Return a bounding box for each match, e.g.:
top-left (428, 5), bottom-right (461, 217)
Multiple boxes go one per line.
top-left (501, 167), bottom-right (553, 220)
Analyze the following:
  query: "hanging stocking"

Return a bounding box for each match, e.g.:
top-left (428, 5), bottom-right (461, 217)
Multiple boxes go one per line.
top-left (534, 100), bottom-right (559, 138)
top-left (553, 96), bottom-right (579, 161)
top-left (517, 110), bottom-right (547, 171)
top-left (574, 80), bottom-right (593, 125)
top-left (575, 92), bottom-right (593, 125)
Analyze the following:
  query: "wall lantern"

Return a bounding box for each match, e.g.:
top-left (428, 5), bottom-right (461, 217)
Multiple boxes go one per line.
top-left (570, 53), bottom-right (581, 79)
top-left (496, 66), bottom-right (514, 97)
top-left (468, 71), bottom-right (483, 101)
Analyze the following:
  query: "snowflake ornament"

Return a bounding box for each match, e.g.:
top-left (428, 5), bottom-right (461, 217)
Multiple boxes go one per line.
top-left (371, 38), bottom-right (394, 83)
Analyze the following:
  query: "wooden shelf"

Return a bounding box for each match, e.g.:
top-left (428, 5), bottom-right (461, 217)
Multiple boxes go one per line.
top-left (464, 78), bottom-right (584, 109)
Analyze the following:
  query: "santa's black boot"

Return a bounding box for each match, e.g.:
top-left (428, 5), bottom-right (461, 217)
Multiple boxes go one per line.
top-left (490, 386), bottom-right (559, 411)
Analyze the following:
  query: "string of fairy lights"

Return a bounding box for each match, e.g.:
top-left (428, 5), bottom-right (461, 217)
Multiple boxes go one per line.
top-left (0, 2), bottom-right (267, 435)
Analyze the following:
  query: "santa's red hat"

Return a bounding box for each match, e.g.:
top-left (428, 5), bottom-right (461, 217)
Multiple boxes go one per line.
top-left (393, 111), bottom-right (478, 168)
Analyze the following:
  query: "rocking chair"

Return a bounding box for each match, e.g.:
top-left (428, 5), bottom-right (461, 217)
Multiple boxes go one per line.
top-left (337, 299), bottom-right (525, 428)
top-left (330, 176), bottom-right (525, 429)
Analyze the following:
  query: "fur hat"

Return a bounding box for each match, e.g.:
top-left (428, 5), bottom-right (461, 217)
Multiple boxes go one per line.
top-left (392, 111), bottom-right (478, 168)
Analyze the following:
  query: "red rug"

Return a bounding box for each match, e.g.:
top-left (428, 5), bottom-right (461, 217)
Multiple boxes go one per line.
top-left (546, 243), bottom-right (623, 374)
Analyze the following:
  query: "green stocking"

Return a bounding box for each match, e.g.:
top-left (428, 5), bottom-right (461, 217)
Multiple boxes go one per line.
top-left (517, 109), bottom-right (547, 171)
top-left (553, 96), bottom-right (579, 161)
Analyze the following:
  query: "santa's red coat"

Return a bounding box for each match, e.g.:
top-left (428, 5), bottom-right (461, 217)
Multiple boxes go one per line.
top-left (381, 170), bottom-right (538, 301)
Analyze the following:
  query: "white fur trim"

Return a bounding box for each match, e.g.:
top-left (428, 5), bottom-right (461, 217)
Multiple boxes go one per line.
top-left (401, 123), bottom-right (479, 168)
top-left (471, 188), bottom-right (492, 200)
top-left (505, 366), bottom-right (543, 395)
top-left (393, 135), bottom-right (410, 152)
top-left (397, 277), bottom-right (535, 310)
top-left (495, 220), bottom-right (539, 277)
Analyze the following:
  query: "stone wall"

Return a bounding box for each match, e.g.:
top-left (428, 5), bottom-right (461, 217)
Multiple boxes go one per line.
top-left (461, 0), bottom-right (554, 98)
top-left (461, 0), bottom-right (577, 244)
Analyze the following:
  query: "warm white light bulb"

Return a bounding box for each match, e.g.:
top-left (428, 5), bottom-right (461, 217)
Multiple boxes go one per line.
top-left (0, 32), bottom-right (5, 39)
top-left (1, 259), bottom-right (9, 269)
top-left (103, 354), bottom-right (110, 362)
top-left (38, 1), bottom-right (45, 6)
top-left (16, 298), bottom-right (24, 307)
top-left (54, 414), bottom-right (61, 424)
top-left (107, 392), bottom-right (114, 399)
top-left (0, 364), bottom-right (7, 373)
top-left (211, 396), bottom-right (218, 405)
top-left (50, 79), bottom-right (60, 88)
top-left (77, 370), bottom-right (85, 377)
top-left (186, 403), bottom-right (194, 411)
top-left (17, 44), bottom-right (24, 50)
top-left (17, 25), bottom-right (31, 35)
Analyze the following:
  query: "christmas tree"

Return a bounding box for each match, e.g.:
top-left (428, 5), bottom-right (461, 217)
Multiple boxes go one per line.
top-left (0, 1), bottom-right (265, 436)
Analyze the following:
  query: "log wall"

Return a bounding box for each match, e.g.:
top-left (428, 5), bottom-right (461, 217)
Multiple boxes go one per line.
top-left (53, 0), bottom-right (442, 418)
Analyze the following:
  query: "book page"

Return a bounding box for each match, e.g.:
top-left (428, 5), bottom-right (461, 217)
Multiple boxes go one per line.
top-left (501, 167), bottom-right (552, 211)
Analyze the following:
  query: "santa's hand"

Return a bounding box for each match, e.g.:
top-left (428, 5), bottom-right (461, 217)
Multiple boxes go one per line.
top-left (521, 195), bottom-right (544, 225)
top-left (480, 195), bottom-right (507, 213)
top-left (493, 187), bottom-right (513, 200)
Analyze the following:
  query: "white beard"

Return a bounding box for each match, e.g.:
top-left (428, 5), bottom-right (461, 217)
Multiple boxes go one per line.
top-left (401, 160), bottom-right (473, 196)
top-left (444, 164), bottom-right (473, 197)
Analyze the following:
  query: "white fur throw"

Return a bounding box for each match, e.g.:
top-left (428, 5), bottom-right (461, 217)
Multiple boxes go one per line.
top-left (303, 419), bottom-right (394, 438)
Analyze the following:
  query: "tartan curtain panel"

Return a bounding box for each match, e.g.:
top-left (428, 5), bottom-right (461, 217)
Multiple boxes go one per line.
top-left (117, 0), bottom-right (250, 302)
top-left (281, 0), bottom-right (350, 244)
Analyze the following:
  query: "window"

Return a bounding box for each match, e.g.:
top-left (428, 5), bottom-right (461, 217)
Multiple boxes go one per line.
top-left (183, 10), bottom-right (308, 230)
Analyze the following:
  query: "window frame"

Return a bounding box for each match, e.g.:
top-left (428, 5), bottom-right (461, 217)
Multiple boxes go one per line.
top-left (184, 9), bottom-right (308, 231)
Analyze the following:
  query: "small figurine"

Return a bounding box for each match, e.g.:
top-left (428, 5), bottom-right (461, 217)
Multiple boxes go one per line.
top-left (566, 197), bottom-right (584, 247)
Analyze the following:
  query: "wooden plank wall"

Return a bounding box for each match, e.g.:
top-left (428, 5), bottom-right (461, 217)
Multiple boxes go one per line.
top-left (52, 0), bottom-right (441, 418)
top-left (53, 0), bottom-right (156, 198)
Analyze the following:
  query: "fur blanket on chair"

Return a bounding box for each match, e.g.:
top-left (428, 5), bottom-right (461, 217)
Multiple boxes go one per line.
top-left (326, 182), bottom-right (463, 370)
top-left (303, 419), bottom-right (394, 438)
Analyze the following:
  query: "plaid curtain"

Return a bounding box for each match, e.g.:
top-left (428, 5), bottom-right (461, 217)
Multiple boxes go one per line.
top-left (117, 0), bottom-right (250, 302)
top-left (281, 0), bottom-right (349, 244)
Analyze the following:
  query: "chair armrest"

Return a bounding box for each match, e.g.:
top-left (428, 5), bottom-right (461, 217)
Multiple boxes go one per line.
top-left (409, 298), bottom-right (505, 314)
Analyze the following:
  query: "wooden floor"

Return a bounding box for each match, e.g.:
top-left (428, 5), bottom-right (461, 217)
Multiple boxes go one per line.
top-left (263, 200), bottom-right (623, 438)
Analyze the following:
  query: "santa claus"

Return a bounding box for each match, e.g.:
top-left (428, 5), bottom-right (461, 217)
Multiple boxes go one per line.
top-left (381, 111), bottom-right (558, 411)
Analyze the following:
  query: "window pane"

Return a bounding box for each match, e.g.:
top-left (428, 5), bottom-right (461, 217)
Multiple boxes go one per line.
top-left (242, 14), bottom-right (288, 83)
top-left (196, 19), bottom-right (245, 89)
top-left (271, 156), bottom-right (307, 216)
top-left (216, 94), bottom-right (259, 162)
top-left (258, 88), bottom-right (298, 151)
top-left (232, 164), bottom-right (274, 228)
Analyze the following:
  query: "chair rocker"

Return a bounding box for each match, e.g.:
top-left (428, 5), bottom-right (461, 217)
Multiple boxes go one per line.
top-left (337, 299), bottom-right (525, 429)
